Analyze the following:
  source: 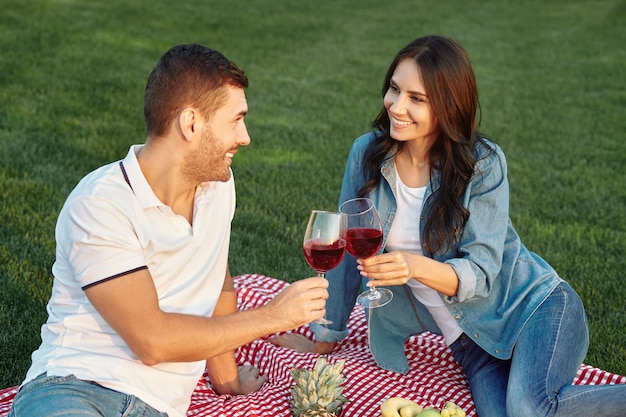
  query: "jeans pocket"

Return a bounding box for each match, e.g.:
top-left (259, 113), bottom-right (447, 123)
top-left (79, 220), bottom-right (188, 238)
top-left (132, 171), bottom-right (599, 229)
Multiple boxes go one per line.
top-left (16, 374), bottom-right (77, 397)
top-left (449, 334), bottom-right (467, 365)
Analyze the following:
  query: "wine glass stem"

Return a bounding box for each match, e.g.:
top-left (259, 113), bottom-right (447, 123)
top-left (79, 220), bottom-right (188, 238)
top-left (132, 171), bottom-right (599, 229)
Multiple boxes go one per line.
top-left (315, 271), bottom-right (332, 324)
top-left (367, 281), bottom-right (381, 300)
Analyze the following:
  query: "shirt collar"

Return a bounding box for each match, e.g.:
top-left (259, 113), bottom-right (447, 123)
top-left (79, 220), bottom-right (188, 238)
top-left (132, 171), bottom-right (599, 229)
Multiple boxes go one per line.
top-left (380, 144), bottom-right (440, 198)
top-left (121, 145), bottom-right (164, 209)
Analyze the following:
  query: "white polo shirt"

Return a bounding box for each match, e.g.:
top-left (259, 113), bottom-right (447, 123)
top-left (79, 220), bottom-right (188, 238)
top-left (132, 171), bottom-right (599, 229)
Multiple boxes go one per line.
top-left (24, 145), bottom-right (235, 417)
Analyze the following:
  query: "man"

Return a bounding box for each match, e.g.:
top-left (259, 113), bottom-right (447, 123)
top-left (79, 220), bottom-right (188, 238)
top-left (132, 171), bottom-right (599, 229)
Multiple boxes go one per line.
top-left (9, 44), bottom-right (328, 417)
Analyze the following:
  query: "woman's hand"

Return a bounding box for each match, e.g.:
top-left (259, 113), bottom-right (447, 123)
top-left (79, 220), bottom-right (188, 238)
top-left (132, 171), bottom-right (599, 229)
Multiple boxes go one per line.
top-left (358, 251), bottom-right (459, 297)
top-left (357, 251), bottom-right (418, 286)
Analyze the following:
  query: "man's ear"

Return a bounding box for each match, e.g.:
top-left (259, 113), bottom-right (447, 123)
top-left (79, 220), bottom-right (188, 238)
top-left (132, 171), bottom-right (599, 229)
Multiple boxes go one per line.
top-left (177, 108), bottom-right (197, 142)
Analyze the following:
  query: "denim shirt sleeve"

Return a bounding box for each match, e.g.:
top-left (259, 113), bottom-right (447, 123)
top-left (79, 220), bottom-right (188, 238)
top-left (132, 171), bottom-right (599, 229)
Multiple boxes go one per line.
top-left (440, 141), bottom-right (509, 302)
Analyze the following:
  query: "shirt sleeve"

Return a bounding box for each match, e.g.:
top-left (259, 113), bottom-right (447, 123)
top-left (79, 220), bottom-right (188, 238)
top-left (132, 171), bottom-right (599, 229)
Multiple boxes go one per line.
top-left (56, 194), bottom-right (147, 289)
top-left (444, 142), bottom-right (510, 302)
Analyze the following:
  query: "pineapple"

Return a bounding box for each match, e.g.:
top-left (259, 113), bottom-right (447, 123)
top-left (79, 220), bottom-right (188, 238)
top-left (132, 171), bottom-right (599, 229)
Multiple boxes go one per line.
top-left (289, 356), bottom-right (349, 417)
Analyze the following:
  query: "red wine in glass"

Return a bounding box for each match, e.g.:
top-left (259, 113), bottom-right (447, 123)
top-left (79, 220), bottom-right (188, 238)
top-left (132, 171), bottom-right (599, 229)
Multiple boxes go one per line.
top-left (346, 227), bottom-right (383, 259)
top-left (303, 210), bottom-right (347, 324)
top-left (340, 198), bottom-right (393, 308)
top-left (303, 238), bottom-right (347, 273)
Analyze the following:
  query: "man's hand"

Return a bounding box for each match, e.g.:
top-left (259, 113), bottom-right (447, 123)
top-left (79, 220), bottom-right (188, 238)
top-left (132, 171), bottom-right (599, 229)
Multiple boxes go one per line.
top-left (210, 364), bottom-right (267, 395)
top-left (265, 277), bottom-right (329, 328)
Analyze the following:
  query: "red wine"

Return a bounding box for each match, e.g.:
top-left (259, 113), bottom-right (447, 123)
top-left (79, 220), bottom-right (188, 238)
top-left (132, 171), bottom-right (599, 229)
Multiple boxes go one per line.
top-left (346, 227), bottom-right (383, 258)
top-left (303, 238), bottom-right (347, 272)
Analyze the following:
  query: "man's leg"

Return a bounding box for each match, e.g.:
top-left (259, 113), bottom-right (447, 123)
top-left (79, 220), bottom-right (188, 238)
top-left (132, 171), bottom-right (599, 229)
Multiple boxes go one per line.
top-left (9, 373), bottom-right (167, 417)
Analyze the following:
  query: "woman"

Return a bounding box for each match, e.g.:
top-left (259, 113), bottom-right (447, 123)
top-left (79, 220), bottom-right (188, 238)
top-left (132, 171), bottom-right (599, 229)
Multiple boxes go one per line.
top-left (272, 35), bottom-right (626, 416)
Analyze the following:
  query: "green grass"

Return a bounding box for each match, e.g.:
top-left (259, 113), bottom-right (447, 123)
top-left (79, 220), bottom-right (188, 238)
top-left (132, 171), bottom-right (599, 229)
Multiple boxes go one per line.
top-left (1, 0), bottom-right (624, 388)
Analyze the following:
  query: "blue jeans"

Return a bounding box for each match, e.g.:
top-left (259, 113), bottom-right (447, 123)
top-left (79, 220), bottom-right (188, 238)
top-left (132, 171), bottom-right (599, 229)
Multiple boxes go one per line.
top-left (8, 373), bottom-right (168, 417)
top-left (450, 282), bottom-right (626, 417)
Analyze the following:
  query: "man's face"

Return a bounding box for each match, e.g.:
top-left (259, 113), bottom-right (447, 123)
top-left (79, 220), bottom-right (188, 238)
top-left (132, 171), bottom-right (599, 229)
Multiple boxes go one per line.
top-left (183, 86), bottom-right (250, 183)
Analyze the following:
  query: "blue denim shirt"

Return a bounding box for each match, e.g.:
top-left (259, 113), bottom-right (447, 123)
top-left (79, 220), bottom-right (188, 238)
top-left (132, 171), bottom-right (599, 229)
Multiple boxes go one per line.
top-left (312, 132), bottom-right (562, 374)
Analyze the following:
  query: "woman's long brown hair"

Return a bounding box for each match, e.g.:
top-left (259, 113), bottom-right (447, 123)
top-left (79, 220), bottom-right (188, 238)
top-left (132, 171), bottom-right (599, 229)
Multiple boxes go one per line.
top-left (360, 35), bottom-right (486, 255)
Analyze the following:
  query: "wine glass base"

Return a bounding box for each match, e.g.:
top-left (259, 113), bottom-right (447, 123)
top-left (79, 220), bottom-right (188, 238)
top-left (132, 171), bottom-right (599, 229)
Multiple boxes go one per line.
top-left (313, 317), bottom-right (333, 325)
top-left (357, 288), bottom-right (393, 308)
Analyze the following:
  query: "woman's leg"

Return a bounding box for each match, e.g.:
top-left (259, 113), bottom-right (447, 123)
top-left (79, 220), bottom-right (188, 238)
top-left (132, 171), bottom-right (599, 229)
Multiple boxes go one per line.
top-left (450, 333), bottom-right (511, 416)
top-left (507, 282), bottom-right (626, 417)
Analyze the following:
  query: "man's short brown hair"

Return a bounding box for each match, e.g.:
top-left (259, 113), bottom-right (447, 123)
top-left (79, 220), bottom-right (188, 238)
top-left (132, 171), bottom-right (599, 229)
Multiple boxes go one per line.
top-left (143, 44), bottom-right (248, 137)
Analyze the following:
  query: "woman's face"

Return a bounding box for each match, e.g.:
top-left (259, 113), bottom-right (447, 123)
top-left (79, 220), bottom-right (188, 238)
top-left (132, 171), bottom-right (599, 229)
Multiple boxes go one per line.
top-left (383, 58), bottom-right (439, 143)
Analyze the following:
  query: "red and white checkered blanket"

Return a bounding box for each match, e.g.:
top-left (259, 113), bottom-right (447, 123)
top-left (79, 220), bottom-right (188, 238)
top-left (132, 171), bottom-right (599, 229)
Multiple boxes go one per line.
top-left (2, 274), bottom-right (625, 417)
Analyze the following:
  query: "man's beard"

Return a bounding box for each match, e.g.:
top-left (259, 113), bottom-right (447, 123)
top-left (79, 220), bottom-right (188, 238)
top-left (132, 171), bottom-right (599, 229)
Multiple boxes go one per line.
top-left (182, 128), bottom-right (231, 184)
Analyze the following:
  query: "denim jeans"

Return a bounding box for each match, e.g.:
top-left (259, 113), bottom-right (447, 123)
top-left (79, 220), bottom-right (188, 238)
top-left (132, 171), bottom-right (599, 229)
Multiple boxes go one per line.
top-left (450, 281), bottom-right (626, 417)
top-left (9, 373), bottom-right (168, 417)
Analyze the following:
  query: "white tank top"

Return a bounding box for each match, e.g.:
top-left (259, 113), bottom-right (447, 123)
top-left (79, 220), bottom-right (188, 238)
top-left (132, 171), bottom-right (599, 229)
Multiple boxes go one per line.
top-left (386, 166), bottom-right (463, 345)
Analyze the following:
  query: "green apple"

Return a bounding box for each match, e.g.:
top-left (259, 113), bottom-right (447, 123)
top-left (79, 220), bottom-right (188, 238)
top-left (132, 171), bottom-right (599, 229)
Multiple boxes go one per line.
top-left (417, 408), bottom-right (441, 417)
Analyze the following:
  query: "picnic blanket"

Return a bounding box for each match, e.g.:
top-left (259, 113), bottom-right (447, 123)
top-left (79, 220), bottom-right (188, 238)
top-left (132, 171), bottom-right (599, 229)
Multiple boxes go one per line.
top-left (1, 273), bottom-right (625, 417)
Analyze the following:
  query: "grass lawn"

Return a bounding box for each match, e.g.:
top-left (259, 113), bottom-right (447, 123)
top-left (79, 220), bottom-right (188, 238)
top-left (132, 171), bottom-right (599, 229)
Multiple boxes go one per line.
top-left (1, 0), bottom-right (624, 388)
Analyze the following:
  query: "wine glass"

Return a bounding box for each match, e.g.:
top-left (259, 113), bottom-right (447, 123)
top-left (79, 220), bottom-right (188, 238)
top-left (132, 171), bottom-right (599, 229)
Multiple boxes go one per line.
top-left (302, 210), bottom-right (347, 324)
top-left (339, 197), bottom-right (393, 308)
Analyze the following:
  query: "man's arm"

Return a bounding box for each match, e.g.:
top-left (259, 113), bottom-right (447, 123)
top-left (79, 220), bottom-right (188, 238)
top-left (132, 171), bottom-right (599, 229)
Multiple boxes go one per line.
top-left (84, 267), bottom-right (328, 366)
top-left (204, 268), bottom-right (239, 392)
top-left (204, 268), bottom-right (266, 395)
